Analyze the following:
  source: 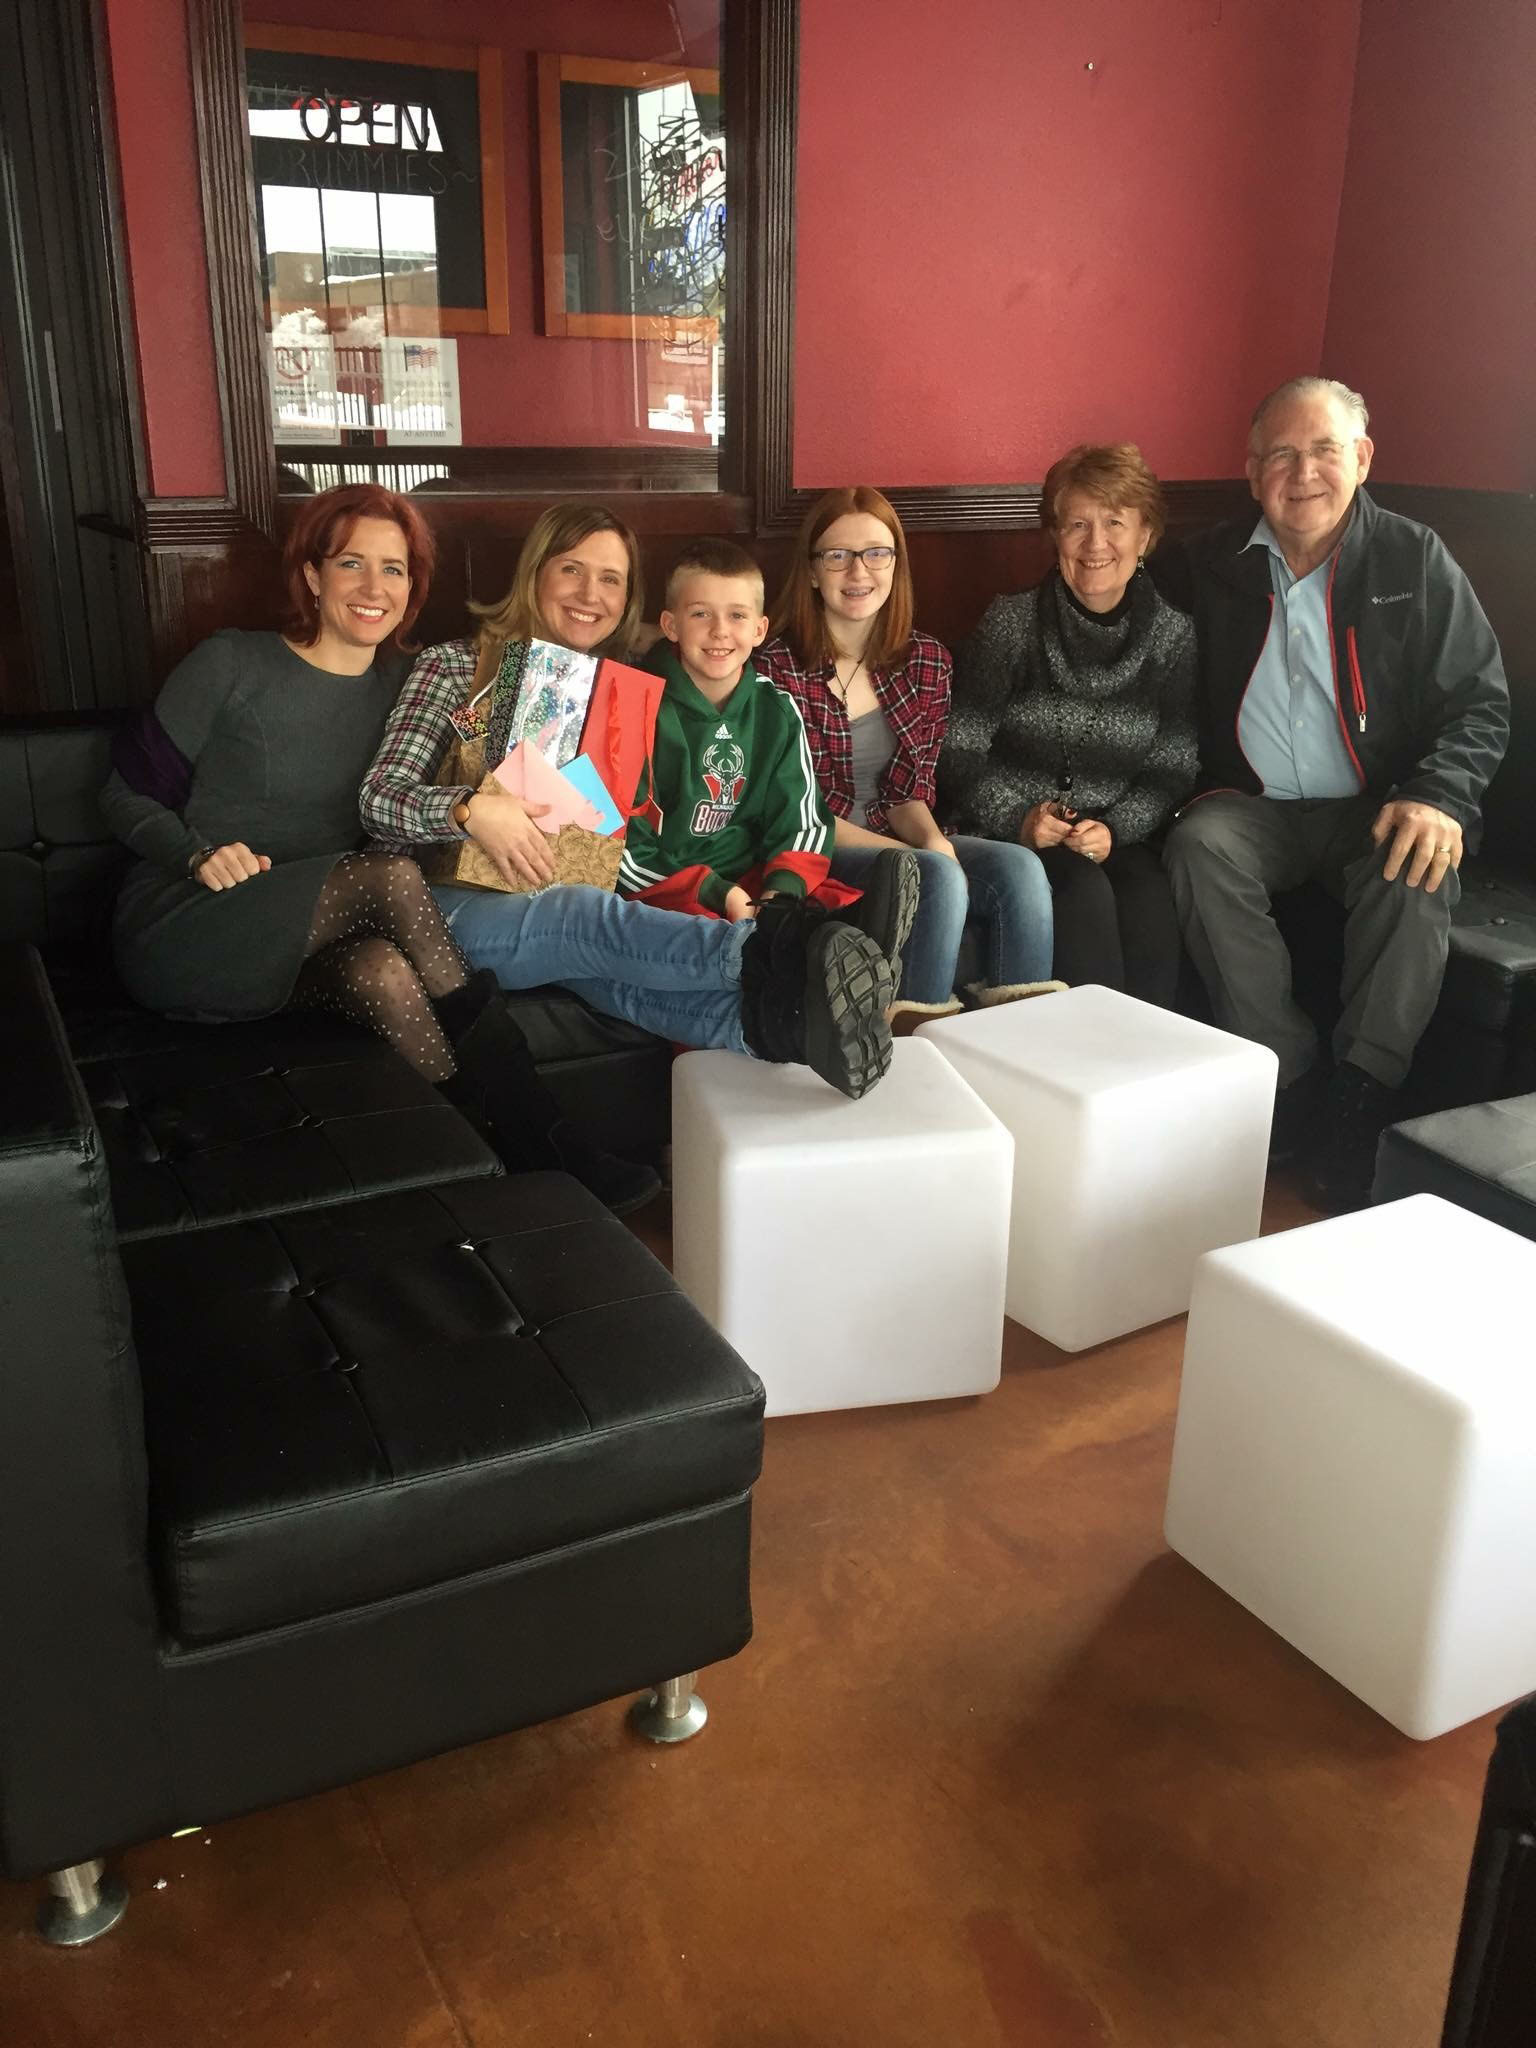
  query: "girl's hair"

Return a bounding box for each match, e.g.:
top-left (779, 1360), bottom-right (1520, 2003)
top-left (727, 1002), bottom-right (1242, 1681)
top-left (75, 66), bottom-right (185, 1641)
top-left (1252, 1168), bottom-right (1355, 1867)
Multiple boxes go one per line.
top-left (468, 502), bottom-right (644, 673)
top-left (280, 483), bottom-right (435, 646)
top-left (1039, 443), bottom-right (1167, 551)
top-left (767, 486), bottom-right (914, 671)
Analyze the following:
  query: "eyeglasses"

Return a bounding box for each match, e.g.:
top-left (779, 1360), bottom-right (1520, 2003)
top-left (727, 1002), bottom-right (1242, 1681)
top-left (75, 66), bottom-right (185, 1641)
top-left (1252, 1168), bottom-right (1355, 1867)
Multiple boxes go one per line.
top-left (810, 546), bottom-right (896, 569)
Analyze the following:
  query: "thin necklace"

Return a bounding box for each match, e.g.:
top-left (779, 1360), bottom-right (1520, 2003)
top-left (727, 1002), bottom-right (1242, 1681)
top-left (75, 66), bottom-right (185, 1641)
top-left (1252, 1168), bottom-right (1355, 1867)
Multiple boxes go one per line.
top-left (830, 654), bottom-right (864, 706)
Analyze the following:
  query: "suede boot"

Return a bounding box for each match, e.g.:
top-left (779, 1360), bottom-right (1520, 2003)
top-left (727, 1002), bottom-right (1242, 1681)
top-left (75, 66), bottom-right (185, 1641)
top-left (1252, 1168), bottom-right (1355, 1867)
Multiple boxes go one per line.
top-left (435, 971), bottom-right (661, 1216)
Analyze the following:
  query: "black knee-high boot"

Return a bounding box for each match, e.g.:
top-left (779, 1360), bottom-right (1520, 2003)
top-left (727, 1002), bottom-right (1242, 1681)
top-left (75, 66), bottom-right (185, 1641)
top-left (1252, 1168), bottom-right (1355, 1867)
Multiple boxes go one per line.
top-left (738, 901), bottom-right (894, 1099)
top-left (435, 972), bottom-right (660, 1216)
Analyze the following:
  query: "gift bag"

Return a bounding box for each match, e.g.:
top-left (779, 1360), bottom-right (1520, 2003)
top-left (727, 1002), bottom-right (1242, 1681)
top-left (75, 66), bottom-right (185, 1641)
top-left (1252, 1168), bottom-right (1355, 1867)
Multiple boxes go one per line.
top-left (576, 656), bottom-right (665, 820)
top-left (419, 643), bottom-right (660, 895)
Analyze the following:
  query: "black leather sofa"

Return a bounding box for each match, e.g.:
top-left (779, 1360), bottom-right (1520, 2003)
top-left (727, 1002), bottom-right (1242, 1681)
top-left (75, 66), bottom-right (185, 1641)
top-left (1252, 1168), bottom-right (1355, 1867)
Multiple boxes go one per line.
top-left (0, 721), bottom-right (765, 1946)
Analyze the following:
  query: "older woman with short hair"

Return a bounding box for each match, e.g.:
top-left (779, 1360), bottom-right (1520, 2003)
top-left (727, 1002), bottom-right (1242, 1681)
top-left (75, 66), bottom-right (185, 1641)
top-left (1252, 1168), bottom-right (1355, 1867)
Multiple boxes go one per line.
top-left (938, 443), bottom-right (1197, 1006)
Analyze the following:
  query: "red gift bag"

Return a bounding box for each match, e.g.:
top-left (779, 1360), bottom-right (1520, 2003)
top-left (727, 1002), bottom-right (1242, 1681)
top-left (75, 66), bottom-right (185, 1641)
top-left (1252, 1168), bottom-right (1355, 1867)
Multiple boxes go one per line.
top-left (575, 657), bottom-right (664, 822)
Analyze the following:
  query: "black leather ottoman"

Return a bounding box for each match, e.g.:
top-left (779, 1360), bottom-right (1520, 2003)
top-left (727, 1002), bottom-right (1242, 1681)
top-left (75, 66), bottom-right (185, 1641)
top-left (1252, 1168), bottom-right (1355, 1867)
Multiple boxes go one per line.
top-left (72, 1009), bottom-right (500, 1238)
top-left (1374, 1094), bottom-right (1536, 1241)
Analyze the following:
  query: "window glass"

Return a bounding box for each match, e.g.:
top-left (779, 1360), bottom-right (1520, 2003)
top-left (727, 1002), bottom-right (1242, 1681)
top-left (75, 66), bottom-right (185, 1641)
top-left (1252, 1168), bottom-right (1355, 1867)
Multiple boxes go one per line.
top-left (243, 12), bottom-right (726, 490)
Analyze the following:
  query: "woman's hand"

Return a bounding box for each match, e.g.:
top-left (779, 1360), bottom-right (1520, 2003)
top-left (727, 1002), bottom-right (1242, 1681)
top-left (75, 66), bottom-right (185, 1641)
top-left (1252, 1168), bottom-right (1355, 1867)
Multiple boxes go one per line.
top-left (722, 885), bottom-right (757, 922)
top-left (462, 790), bottom-right (557, 888)
top-left (1066, 819), bottom-right (1113, 863)
top-left (922, 831), bottom-right (958, 860)
top-left (1020, 801), bottom-right (1075, 851)
top-left (195, 843), bottom-right (272, 890)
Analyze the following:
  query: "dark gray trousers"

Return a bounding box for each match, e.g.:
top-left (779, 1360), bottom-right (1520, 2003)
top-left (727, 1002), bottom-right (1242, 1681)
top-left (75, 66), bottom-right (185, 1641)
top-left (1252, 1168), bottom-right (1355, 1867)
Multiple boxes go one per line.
top-left (1162, 792), bottom-right (1458, 1088)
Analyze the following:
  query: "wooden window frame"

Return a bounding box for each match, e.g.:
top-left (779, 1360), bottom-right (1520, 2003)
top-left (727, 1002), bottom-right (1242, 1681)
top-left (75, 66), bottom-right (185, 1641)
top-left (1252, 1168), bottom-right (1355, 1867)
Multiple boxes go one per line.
top-left (242, 21), bottom-right (509, 338)
top-left (535, 52), bottom-right (721, 346)
top-left (180, 0), bottom-right (1048, 544)
top-left (183, 0), bottom-right (798, 536)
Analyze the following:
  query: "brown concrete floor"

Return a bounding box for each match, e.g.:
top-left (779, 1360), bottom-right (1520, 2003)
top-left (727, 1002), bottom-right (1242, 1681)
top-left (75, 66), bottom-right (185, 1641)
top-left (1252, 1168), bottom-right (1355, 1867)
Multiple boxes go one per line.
top-left (0, 1178), bottom-right (1496, 2048)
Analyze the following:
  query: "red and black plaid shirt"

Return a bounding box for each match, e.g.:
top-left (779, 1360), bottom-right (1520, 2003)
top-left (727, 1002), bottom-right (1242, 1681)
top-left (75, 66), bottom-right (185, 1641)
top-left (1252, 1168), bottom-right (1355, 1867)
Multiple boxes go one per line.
top-left (756, 631), bottom-right (952, 833)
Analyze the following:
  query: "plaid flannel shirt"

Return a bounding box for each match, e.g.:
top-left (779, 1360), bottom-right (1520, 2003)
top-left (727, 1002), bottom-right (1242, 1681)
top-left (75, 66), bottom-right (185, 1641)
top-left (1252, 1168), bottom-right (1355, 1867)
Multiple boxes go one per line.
top-left (756, 631), bottom-right (952, 833)
top-left (359, 638), bottom-right (483, 851)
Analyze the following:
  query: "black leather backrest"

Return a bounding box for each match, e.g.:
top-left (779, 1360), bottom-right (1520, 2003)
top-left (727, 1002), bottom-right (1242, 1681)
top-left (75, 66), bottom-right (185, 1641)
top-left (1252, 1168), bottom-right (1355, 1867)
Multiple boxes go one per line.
top-left (0, 943), bottom-right (169, 1875)
top-left (0, 722), bottom-right (128, 965)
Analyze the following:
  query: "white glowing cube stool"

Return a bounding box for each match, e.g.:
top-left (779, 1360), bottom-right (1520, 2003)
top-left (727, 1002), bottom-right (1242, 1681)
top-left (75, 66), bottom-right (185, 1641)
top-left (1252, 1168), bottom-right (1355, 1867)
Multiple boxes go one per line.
top-left (1165, 1195), bottom-right (1536, 1740)
top-left (670, 1041), bottom-right (1013, 1417)
top-left (917, 985), bottom-right (1276, 1351)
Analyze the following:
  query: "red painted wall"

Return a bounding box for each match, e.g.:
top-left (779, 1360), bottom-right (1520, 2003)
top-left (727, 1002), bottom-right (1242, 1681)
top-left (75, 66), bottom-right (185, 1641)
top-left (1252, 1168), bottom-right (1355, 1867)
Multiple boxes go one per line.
top-left (794, 0), bottom-right (1362, 488)
top-left (103, 0), bottom-right (225, 497)
top-left (248, 0), bottom-right (718, 449)
top-left (1321, 0), bottom-right (1536, 493)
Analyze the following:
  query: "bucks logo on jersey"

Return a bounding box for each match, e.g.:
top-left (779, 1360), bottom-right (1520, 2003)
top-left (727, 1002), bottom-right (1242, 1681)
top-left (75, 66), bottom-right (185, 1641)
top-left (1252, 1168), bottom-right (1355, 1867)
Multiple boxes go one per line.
top-left (692, 728), bottom-right (747, 834)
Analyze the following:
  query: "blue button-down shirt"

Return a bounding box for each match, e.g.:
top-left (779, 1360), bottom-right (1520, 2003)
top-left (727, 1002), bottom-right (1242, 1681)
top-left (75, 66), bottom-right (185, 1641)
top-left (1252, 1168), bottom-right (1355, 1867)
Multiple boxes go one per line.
top-left (1235, 516), bottom-right (1360, 800)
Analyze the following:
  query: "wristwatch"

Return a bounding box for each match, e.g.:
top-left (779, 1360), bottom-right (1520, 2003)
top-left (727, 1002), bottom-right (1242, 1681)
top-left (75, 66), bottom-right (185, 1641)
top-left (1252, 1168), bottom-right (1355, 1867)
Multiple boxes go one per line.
top-left (188, 844), bottom-right (216, 878)
top-left (452, 798), bottom-right (473, 830)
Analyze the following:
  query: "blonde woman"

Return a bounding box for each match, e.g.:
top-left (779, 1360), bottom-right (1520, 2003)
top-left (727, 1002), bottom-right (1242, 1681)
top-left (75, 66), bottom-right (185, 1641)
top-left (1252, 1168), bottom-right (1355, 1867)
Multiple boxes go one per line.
top-left (358, 502), bottom-right (897, 1099)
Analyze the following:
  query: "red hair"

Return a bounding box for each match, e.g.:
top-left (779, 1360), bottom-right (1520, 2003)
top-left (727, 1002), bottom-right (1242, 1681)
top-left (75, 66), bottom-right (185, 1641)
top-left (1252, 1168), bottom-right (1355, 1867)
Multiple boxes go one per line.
top-left (767, 486), bottom-right (914, 671)
top-left (280, 484), bottom-right (436, 646)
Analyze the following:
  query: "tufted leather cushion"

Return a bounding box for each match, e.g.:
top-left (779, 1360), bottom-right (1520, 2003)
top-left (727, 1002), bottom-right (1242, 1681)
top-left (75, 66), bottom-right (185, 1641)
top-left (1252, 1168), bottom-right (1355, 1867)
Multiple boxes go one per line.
top-left (72, 1010), bottom-right (500, 1240)
top-left (122, 1173), bottom-right (764, 1644)
top-left (1374, 1094), bottom-right (1536, 1241)
top-left (2, 720), bottom-right (673, 1151)
top-left (1437, 866), bottom-right (1536, 1036)
top-left (0, 724), bottom-right (127, 964)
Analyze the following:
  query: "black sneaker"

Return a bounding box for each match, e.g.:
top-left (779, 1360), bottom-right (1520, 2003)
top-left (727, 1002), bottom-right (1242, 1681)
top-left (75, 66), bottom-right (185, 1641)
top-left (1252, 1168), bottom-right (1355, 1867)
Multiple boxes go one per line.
top-left (1269, 1066), bottom-right (1328, 1164)
top-left (1301, 1064), bottom-right (1398, 1212)
top-left (839, 849), bottom-right (921, 979)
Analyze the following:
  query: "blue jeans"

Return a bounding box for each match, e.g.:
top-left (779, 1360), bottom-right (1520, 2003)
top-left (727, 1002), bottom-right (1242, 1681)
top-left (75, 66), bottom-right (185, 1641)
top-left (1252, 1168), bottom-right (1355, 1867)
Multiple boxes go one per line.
top-left (433, 885), bottom-right (750, 1051)
top-left (830, 836), bottom-right (1053, 1004)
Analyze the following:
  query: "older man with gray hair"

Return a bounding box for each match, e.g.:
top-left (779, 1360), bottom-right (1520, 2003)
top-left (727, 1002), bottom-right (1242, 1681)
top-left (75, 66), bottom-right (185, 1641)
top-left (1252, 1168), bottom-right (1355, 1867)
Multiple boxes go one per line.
top-left (1159, 375), bottom-right (1508, 1209)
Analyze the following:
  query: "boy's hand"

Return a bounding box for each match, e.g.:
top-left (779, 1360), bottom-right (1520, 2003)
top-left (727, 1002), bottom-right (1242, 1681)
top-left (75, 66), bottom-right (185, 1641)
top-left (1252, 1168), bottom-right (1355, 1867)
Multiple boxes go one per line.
top-left (723, 885), bottom-right (756, 922)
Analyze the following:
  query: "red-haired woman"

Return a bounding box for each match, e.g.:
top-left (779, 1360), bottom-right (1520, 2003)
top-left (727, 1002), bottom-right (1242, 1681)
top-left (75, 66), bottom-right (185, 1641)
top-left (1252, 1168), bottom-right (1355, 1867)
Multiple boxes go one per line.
top-left (759, 487), bottom-right (1056, 1015)
top-left (100, 483), bottom-right (658, 1211)
top-left (938, 445), bottom-right (1197, 1006)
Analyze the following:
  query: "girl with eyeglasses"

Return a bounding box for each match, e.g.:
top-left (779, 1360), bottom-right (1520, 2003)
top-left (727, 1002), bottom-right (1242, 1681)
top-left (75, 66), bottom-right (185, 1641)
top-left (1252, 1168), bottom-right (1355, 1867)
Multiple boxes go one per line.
top-left (759, 487), bottom-right (1057, 1015)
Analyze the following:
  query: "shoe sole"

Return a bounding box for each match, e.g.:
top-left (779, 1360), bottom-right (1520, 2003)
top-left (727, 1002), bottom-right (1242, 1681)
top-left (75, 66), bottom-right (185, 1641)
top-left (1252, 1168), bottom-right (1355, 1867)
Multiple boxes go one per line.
top-left (851, 849), bottom-right (921, 977)
top-left (803, 924), bottom-right (894, 1099)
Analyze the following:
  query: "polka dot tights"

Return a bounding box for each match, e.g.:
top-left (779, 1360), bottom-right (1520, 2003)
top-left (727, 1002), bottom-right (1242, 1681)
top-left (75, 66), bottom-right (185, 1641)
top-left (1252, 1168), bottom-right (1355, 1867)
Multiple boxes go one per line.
top-left (291, 852), bottom-right (469, 1082)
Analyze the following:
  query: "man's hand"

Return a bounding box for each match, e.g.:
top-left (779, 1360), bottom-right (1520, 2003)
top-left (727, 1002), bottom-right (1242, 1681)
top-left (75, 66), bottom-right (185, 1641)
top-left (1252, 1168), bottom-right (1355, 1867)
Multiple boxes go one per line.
top-left (1020, 801), bottom-right (1075, 851)
top-left (463, 790), bottom-right (557, 888)
top-left (196, 843), bottom-right (272, 890)
top-left (1371, 799), bottom-right (1463, 892)
top-left (722, 884), bottom-right (757, 922)
top-left (1066, 819), bottom-right (1112, 863)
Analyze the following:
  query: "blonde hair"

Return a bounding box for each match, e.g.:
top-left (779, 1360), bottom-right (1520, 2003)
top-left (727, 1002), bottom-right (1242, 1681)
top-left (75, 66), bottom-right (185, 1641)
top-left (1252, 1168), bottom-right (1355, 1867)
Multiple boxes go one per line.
top-left (664, 537), bottom-right (765, 613)
top-left (468, 503), bottom-right (643, 683)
